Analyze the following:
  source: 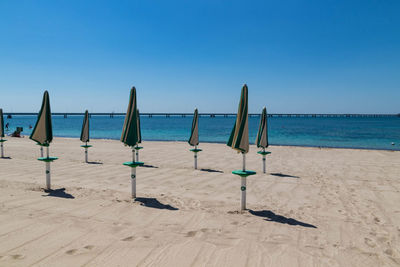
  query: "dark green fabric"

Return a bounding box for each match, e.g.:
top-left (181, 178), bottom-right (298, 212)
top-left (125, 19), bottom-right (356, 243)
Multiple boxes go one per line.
top-left (0, 108), bottom-right (4, 138)
top-left (256, 107), bottom-right (269, 148)
top-left (121, 87), bottom-right (139, 147)
top-left (188, 108), bottom-right (199, 146)
top-left (80, 110), bottom-right (90, 142)
top-left (137, 109), bottom-right (142, 144)
top-left (30, 91), bottom-right (53, 146)
top-left (227, 84), bottom-right (249, 153)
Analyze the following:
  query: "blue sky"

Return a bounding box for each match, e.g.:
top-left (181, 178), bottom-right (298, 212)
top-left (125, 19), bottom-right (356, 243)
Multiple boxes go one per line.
top-left (0, 0), bottom-right (399, 113)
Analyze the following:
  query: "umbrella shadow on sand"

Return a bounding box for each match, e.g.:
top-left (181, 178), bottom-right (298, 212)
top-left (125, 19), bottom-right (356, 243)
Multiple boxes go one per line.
top-left (200, 168), bottom-right (223, 173)
top-left (249, 210), bottom-right (316, 228)
top-left (0, 157), bottom-right (12, 159)
top-left (270, 173), bottom-right (300, 179)
top-left (42, 188), bottom-right (75, 199)
top-left (135, 197), bottom-right (178, 210)
top-left (87, 161), bottom-right (103, 165)
top-left (139, 164), bottom-right (158, 168)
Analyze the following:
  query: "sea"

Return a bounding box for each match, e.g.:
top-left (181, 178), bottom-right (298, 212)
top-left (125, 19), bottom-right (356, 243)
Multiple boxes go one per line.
top-left (3, 115), bottom-right (400, 151)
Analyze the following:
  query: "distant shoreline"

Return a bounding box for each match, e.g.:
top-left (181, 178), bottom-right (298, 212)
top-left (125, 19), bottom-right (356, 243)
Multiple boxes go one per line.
top-left (3, 113), bottom-right (400, 118)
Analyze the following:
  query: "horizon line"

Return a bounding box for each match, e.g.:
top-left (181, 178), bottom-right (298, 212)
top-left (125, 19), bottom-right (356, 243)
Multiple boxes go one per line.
top-left (2, 112), bottom-right (399, 117)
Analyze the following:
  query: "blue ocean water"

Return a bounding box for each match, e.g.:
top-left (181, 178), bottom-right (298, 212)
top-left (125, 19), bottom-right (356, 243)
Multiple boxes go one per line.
top-left (3, 115), bottom-right (400, 150)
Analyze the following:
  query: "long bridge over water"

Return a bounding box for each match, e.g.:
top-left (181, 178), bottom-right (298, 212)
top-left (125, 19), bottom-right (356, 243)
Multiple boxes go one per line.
top-left (3, 112), bottom-right (400, 118)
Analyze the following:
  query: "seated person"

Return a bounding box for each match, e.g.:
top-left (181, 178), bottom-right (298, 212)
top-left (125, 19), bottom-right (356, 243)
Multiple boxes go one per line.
top-left (11, 127), bottom-right (23, 137)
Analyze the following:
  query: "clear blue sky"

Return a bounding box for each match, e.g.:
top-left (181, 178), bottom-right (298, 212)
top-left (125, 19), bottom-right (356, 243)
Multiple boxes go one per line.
top-left (1, 0), bottom-right (399, 113)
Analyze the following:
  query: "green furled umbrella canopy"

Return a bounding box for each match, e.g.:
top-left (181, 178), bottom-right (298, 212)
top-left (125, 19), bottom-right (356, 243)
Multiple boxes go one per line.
top-left (188, 108), bottom-right (199, 146)
top-left (0, 108), bottom-right (5, 158)
top-left (227, 84), bottom-right (249, 154)
top-left (0, 108), bottom-right (4, 138)
top-left (137, 109), bottom-right (142, 144)
top-left (121, 86), bottom-right (144, 199)
top-left (30, 91), bottom-right (57, 190)
top-left (227, 84), bottom-right (255, 211)
top-left (80, 110), bottom-right (90, 143)
top-left (121, 87), bottom-right (140, 147)
top-left (256, 107), bottom-right (268, 148)
top-left (30, 91), bottom-right (53, 146)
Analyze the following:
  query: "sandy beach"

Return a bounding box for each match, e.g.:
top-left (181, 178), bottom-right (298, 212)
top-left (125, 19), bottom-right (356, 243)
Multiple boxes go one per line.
top-left (0, 137), bottom-right (399, 266)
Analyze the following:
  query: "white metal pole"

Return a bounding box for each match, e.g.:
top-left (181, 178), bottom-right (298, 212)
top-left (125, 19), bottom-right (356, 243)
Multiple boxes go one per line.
top-left (262, 147), bottom-right (266, 174)
top-left (85, 142), bottom-right (88, 163)
top-left (131, 148), bottom-right (136, 198)
top-left (241, 176), bottom-right (246, 211)
top-left (46, 147), bottom-right (50, 190)
top-left (131, 167), bottom-right (136, 199)
top-left (194, 145), bottom-right (198, 169)
top-left (46, 162), bottom-right (51, 190)
top-left (242, 153), bottom-right (246, 171)
top-left (263, 155), bottom-right (266, 173)
top-left (241, 152), bottom-right (246, 211)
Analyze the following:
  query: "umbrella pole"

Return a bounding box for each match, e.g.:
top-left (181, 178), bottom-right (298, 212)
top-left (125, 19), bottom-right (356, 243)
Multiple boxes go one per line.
top-left (40, 146), bottom-right (43, 157)
top-left (0, 138), bottom-right (3, 158)
top-left (262, 147), bottom-right (266, 173)
top-left (241, 176), bottom-right (246, 211)
top-left (194, 145), bottom-right (198, 169)
top-left (241, 152), bottom-right (246, 211)
top-left (131, 148), bottom-right (136, 198)
top-left (242, 153), bottom-right (246, 171)
top-left (136, 146), bottom-right (139, 162)
top-left (46, 146), bottom-right (51, 190)
top-left (85, 141), bottom-right (88, 163)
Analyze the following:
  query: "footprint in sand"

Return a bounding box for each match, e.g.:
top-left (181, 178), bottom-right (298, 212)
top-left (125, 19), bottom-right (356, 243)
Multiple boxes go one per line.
top-left (364, 237), bottom-right (376, 248)
top-left (186, 231), bottom-right (197, 237)
top-left (11, 254), bottom-right (24, 260)
top-left (84, 245), bottom-right (94, 250)
top-left (377, 236), bottom-right (388, 243)
top-left (227, 210), bottom-right (240, 214)
top-left (66, 249), bottom-right (78, 255)
top-left (384, 249), bottom-right (393, 256)
top-left (121, 236), bottom-right (134, 241)
top-left (270, 234), bottom-right (292, 243)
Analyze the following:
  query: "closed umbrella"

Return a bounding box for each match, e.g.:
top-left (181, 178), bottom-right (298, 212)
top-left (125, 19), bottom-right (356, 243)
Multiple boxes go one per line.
top-left (134, 109), bottom-right (143, 161)
top-left (227, 84), bottom-right (256, 211)
top-left (80, 110), bottom-right (92, 163)
top-left (30, 91), bottom-right (58, 190)
top-left (256, 107), bottom-right (271, 173)
top-left (0, 108), bottom-right (6, 158)
top-left (121, 87), bottom-right (144, 199)
top-left (188, 108), bottom-right (201, 169)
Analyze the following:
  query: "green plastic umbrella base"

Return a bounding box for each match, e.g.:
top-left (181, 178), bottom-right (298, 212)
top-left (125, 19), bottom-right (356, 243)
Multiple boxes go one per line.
top-left (37, 157), bottom-right (58, 162)
top-left (123, 161), bottom-right (144, 168)
top-left (190, 149), bottom-right (202, 153)
top-left (257, 151), bottom-right (271, 155)
top-left (232, 170), bottom-right (256, 177)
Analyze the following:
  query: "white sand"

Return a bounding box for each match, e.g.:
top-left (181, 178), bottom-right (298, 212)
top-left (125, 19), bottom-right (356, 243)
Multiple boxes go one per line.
top-left (0, 137), bottom-right (400, 266)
